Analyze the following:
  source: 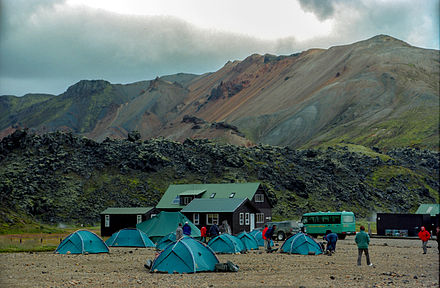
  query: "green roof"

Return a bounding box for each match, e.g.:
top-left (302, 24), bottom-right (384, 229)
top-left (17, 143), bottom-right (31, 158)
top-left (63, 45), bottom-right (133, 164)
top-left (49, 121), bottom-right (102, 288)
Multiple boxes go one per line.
top-left (416, 204), bottom-right (439, 216)
top-left (179, 189), bottom-right (206, 196)
top-left (100, 207), bottom-right (153, 215)
top-left (181, 198), bottom-right (247, 213)
top-left (156, 182), bottom-right (261, 210)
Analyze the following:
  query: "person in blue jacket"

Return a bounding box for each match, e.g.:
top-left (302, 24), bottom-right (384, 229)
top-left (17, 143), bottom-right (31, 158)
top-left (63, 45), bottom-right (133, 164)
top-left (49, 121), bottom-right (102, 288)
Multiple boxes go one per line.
top-left (182, 221), bottom-right (191, 236)
top-left (324, 230), bottom-right (338, 255)
top-left (264, 225), bottom-right (277, 253)
top-left (209, 222), bottom-right (220, 239)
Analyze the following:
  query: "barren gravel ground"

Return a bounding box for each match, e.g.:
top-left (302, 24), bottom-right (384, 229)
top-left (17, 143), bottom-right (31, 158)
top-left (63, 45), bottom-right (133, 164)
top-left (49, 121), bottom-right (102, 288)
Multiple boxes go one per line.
top-left (1, 237), bottom-right (438, 288)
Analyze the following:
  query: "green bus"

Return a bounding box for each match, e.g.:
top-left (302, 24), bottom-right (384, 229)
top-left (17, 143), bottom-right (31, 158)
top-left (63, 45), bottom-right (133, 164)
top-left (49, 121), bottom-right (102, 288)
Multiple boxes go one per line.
top-left (301, 211), bottom-right (356, 239)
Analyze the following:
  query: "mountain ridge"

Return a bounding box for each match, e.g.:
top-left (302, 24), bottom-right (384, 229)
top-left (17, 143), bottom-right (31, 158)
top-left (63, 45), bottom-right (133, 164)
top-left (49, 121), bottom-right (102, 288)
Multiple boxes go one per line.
top-left (1, 35), bottom-right (438, 150)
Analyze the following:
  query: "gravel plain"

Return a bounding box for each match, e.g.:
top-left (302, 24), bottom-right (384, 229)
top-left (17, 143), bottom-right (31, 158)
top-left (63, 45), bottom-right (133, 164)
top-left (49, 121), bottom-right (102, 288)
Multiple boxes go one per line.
top-left (1, 236), bottom-right (439, 288)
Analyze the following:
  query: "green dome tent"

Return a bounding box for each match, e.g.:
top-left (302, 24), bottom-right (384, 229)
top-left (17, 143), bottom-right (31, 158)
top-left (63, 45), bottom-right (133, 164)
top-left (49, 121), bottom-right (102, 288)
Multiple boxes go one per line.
top-left (280, 232), bottom-right (323, 255)
top-left (155, 232), bottom-right (176, 250)
top-left (136, 211), bottom-right (200, 243)
top-left (150, 236), bottom-right (219, 274)
top-left (55, 230), bottom-right (109, 254)
top-left (249, 229), bottom-right (274, 247)
top-left (208, 234), bottom-right (245, 254)
top-left (105, 228), bottom-right (155, 248)
top-left (237, 231), bottom-right (259, 250)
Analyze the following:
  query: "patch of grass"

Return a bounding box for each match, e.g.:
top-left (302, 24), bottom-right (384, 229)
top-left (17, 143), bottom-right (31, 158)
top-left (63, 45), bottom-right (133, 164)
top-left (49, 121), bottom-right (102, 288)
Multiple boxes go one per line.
top-left (356, 219), bottom-right (377, 234)
top-left (0, 246), bottom-right (56, 253)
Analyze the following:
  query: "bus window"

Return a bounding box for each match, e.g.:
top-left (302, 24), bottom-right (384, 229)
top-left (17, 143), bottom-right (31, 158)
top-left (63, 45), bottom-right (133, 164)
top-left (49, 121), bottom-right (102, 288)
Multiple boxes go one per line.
top-left (342, 215), bottom-right (354, 223)
top-left (330, 215), bottom-right (341, 224)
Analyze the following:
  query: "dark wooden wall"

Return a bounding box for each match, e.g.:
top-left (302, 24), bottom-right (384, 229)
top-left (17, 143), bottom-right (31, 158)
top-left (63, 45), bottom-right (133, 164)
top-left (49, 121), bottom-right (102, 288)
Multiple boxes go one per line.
top-left (376, 213), bottom-right (433, 236)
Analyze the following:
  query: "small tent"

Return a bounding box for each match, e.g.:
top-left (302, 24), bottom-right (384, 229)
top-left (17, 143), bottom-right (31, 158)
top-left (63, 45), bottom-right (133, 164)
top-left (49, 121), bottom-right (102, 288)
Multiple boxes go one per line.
top-left (150, 236), bottom-right (219, 274)
top-left (55, 230), bottom-right (109, 254)
top-left (280, 232), bottom-right (323, 255)
top-left (155, 232), bottom-right (176, 251)
top-left (237, 231), bottom-right (259, 250)
top-left (249, 229), bottom-right (274, 247)
top-left (208, 234), bottom-right (245, 254)
top-left (105, 228), bottom-right (155, 248)
top-left (136, 211), bottom-right (200, 242)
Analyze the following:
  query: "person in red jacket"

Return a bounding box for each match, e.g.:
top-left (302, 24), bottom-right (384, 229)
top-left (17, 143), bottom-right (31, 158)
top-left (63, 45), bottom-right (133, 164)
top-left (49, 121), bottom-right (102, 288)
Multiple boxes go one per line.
top-left (262, 225), bottom-right (269, 252)
top-left (418, 226), bottom-right (431, 254)
top-left (200, 226), bottom-right (207, 243)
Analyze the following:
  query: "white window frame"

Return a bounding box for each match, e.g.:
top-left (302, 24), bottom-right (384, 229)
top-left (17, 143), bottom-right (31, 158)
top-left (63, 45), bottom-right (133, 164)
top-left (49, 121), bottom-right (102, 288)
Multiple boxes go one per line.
top-left (206, 213), bottom-right (219, 225)
top-left (136, 215), bottom-right (142, 224)
top-left (239, 213), bottom-right (244, 225)
top-left (256, 213), bottom-right (264, 223)
top-left (255, 194), bottom-right (264, 203)
top-left (193, 213), bottom-right (200, 225)
top-left (105, 215), bottom-right (110, 227)
top-left (150, 214), bottom-right (157, 219)
top-left (245, 213), bottom-right (250, 225)
top-left (183, 196), bottom-right (192, 205)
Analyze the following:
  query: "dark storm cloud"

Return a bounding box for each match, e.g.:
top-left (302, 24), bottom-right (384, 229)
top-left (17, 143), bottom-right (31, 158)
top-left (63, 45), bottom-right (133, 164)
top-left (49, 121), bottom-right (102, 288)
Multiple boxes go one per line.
top-left (298, 0), bottom-right (335, 20)
top-left (0, 0), bottom-right (438, 96)
top-left (0, 0), bottom-right (287, 95)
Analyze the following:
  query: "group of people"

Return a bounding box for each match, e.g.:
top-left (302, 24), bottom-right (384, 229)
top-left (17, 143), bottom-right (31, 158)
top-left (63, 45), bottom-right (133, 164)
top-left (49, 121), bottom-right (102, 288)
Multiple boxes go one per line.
top-left (176, 221), bottom-right (440, 263)
top-left (175, 220), bottom-right (231, 243)
top-left (325, 225), bottom-right (440, 267)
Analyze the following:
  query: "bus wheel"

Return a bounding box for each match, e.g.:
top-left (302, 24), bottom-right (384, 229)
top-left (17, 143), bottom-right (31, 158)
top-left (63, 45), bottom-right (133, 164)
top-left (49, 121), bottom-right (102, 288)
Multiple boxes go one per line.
top-left (277, 231), bottom-right (285, 241)
top-left (338, 234), bottom-right (346, 240)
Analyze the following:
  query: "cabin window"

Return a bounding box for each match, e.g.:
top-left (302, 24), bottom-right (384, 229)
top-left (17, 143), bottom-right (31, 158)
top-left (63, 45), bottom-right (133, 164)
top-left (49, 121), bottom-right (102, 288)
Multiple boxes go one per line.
top-left (172, 196), bottom-right (180, 204)
top-left (255, 194), bottom-right (264, 202)
top-left (245, 213), bottom-right (250, 225)
top-left (210, 193), bottom-right (216, 198)
top-left (229, 192), bottom-right (235, 198)
top-left (193, 213), bottom-right (200, 225)
top-left (239, 213), bottom-right (244, 225)
top-left (183, 196), bottom-right (192, 205)
top-left (206, 214), bottom-right (219, 225)
top-left (150, 214), bottom-right (157, 218)
top-left (137, 215), bottom-right (142, 224)
top-left (105, 215), bottom-right (110, 227)
top-left (256, 213), bottom-right (264, 223)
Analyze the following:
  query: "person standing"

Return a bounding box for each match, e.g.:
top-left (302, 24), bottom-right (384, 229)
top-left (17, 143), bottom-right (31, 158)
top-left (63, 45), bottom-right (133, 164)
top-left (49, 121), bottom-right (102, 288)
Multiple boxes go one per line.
top-left (200, 226), bottom-right (207, 243)
top-left (262, 225), bottom-right (269, 251)
top-left (418, 226), bottom-right (431, 254)
top-left (324, 230), bottom-right (338, 255)
top-left (209, 222), bottom-right (220, 240)
top-left (264, 225), bottom-right (277, 253)
top-left (355, 225), bottom-right (372, 266)
top-left (183, 221), bottom-right (191, 236)
top-left (176, 223), bottom-right (183, 240)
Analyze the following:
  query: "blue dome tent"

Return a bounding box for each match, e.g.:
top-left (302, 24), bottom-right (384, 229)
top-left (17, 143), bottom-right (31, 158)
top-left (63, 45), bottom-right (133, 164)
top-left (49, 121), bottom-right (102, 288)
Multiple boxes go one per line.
top-left (280, 233), bottom-right (323, 255)
top-left (55, 230), bottom-right (109, 254)
top-left (249, 229), bottom-right (274, 247)
top-left (105, 228), bottom-right (155, 248)
top-left (150, 236), bottom-right (219, 274)
top-left (208, 234), bottom-right (245, 254)
top-left (155, 232), bottom-right (176, 251)
top-left (237, 231), bottom-right (259, 250)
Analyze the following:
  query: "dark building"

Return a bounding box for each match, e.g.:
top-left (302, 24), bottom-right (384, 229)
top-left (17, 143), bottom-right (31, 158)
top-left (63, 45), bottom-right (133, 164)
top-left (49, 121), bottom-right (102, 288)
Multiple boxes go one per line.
top-left (376, 213), bottom-right (432, 236)
top-left (100, 207), bottom-right (159, 236)
top-left (181, 198), bottom-right (261, 234)
top-left (155, 182), bottom-right (273, 234)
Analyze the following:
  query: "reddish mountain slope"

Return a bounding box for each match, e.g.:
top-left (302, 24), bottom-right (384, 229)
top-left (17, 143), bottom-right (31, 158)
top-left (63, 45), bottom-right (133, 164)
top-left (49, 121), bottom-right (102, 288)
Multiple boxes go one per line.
top-left (1, 35), bottom-right (438, 149)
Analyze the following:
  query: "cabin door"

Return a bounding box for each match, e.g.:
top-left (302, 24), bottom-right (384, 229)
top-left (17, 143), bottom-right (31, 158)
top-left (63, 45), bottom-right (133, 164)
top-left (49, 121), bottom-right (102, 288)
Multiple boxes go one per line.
top-left (250, 214), bottom-right (255, 231)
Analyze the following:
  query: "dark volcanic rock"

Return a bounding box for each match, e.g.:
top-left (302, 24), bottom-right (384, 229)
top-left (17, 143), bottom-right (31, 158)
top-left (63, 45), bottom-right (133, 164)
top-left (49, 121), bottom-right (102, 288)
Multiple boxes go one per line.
top-left (0, 130), bottom-right (438, 225)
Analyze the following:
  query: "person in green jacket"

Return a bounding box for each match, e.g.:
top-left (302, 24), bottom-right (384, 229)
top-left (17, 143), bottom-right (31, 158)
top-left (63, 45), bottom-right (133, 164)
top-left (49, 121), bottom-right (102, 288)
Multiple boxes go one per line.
top-left (355, 225), bottom-right (372, 266)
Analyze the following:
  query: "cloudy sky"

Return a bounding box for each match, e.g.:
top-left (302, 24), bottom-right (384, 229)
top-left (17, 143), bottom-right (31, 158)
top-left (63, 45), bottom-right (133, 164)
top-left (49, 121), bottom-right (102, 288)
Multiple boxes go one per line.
top-left (1, 0), bottom-right (438, 96)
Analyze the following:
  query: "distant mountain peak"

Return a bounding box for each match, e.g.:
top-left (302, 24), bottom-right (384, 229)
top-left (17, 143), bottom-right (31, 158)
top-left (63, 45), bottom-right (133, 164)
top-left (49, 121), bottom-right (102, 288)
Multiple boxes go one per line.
top-left (65, 80), bottom-right (111, 97)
